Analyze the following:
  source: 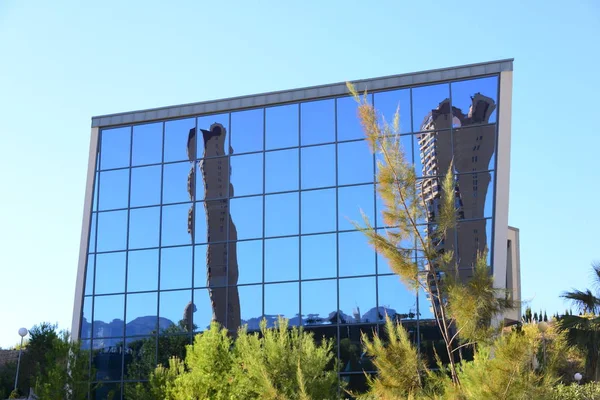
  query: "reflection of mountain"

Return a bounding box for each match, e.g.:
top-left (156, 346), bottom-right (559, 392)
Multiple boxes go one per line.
top-left (198, 123), bottom-right (241, 332)
top-left (81, 316), bottom-right (173, 343)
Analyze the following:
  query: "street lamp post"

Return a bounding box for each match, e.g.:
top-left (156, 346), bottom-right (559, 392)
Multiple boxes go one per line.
top-left (574, 372), bottom-right (582, 385)
top-left (14, 327), bottom-right (28, 393)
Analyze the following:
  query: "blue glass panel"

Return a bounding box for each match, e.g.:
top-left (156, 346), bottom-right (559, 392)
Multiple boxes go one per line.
top-left (265, 149), bottom-right (298, 193)
top-left (197, 113), bottom-right (229, 157)
top-left (235, 240), bottom-right (262, 285)
top-left (266, 104), bottom-right (298, 150)
top-left (92, 172), bottom-right (99, 212)
top-left (231, 153), bottom-right (263, 197)
top-left (100, 126), bottom-right (130, 170)
top-left (337, 94), bottom-right (372, 141)
top-left (373, 89), bottom-right (411, 134)
top-left (378, 275), bottom-right (418, 322)
top-left (85, 255), bottom-right (94, 296)
top-left (129, 207), bottom-right (160, 250)
top-left (88, 212), bottom-right (97, 253)
top-left (97, 210), bottom-right (128, 252)
top-left (163, 161), bottom-right (194, 204)
top-left (265, 282), bottom-right (299, 326)
top-left (125, 337), bottom-right (155, 380)
top-left (164, 118), bottom-right (196, 163)
top-left (162, 204), bottom-right (194, 247)
top-left (414, 130), bottom-right (452, 178)
top-left (126, 292), bottom-right (158, 336)
top-left (127, 249), bottom-right (159, 292)
top-left (230, 195), bottom-right (263, 240)
top-left (197, 156), bottom-right (229, 200)
top-left (455, 172), bottom-right (494, 220)
top-left (301, 189), bottom-right (336, 234)
top-left (132, 122), bottom-right (163, 166)
top-left (193, 244), bottom-right (208, 288)
top-left (95, 251), bottom-right (126, 295)
top-left (301, 99), bottom-right (335, 146)
top-left (412, 83), bottom-right (450, 132)
top-left (92, 337), bottom-right (123, 381)
top-left (93, 294), bottom-right (125, 338)
top-left (130, 165), bottom-right (161, 207)
top-left (301, 144), bottom-right (335, 189)
top-left (338, 140), bottom-right (374, 185)
top-left (193, 288), bottom-right (213, 332)
top-left (302, 280), bottom-right (337, 326)
top-left (456, 218), bottom-right (493, 272)
top-left (238, 285), bottom-right (263, 331)
top-left (160, 246), bottom-right (193, 290)
top-left (265, 236), bottom-right (299, 282)
top-left (231, 108), bottom-right (263, 154)
top-left (451, 76), bottom-right (498, 125)
top-left (81, 296), bottom-right (92, 338)
top-left (338, 277), bottom-right (376, 324)
top-left (338, 184), bottom-right (375, 231)
top-left (159, 290), bottom-right (192, 331)
top-left (98, 169), bottom-right (129, 211)
top-left (339, 231), bottom-right (375, 277)
top-left (301, 233), bottom-right (336, 280)
top-left (265, 192), bottom-right (299, 237)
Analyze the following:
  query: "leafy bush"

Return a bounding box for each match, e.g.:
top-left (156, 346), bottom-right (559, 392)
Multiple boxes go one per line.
top-left (552, 382), bottom-right (600, 400)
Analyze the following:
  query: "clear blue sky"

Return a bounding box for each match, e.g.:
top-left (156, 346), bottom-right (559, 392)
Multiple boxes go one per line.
top-left (0, 1), bottom-right (598, 348)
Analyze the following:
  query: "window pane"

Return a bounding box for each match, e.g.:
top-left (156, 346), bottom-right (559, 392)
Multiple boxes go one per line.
top-left (238, 285), bottom-right (263, 332)
top-left (162, 204), bottom-right (194, 247)
top-left (373, 89), bottom-right (411, 134)
top-left (338, 184), bottom-right (375, 231)
top-left (93, 294), bottom-right (125, 338)
top-left (126, 292), bottom-right (158, 336)
top-left (98, 169), bottom-right (129, 211)
top-left (418, 286), bottom-right (435, 320)
top-left (301, 233), bottom-right (336, 280)
top-left (85, 255), bottom-right (94, 296)
top-left (88, 213), bottom-right (97, 253)
top-left (456, 219), bottom-right (492, 274)
top-left (92, 380), bottom-right (121, 398)
top-left (231, 108), bottom-right (263, 154)
top-left (455, 172), bottom-right (494, 220)
top-left (81, 296), bottom-right (92, 338)
top-left (164, 118), bottom-right (196, 163)
top-left (129, 207), bottom-right (160, 250)
top-left (132, 122), bottom-right (163, 166)
top-left (92, 339), bottom-right (123, 382)
top-left (451, 76), bottom-right (498, 125)
top-left (414, 130), bottom-right (451, 178)
top-left (266, 104), bottom-right (298, 150)
top-left (301, 189), bottom-right (336, 234)
top-left (454, 125), bottom-right (496, 173)
top-left (198, 156), bottom-right (230, 200)
top-left (127, 249), bottom-right (159, 292)
top-left (100, 126), bottom-right (130, 170)
top-left (339, 277), bottom-right (376, 324)
top-left (265, 149), bottom-right (298, 193)
top-left (301, 99), bottom-right (335, 146)
top-left (193, 244), bottom-right (208, 288)
top-left (338, 141), bottom-right (374, 185)
top-left (231, 153), bottom-right (263, 197)
top-left (339, 231), bottom-right (375, 277)
top-left (97, 210), bottom-right (128, 252)
top-left (195, 200), bottom-right (229, 245)
top-left (265, 192), bottom-right (299, 237)
top-left (191, 288), bottom-right (212, 332)
top-left (159, 290), bottom-right (192, 331)
top-left (302, 280), bottom-right (336, 326)
top-left (412, 83), bottom-right (450, 132)
top-left (130, 165), bottom-right (161, 207)
top-left (95, 251), bottom-right (126, 295)
top-left (92, 172), bottom-right (99, 212)
top-left (124, 336), bottom-right (156, 380)
top-left (197, 114), bottom-right (229, 157)
top-left (235, 240), bottom-right (262, 285)
top-left (378, 275), bottom-right (418, 322)
top-left (230, 195), bottom-right (263, 240)
top-left (301, 144), bottom-right (335, 189)
top-left (160, 246), bottom-right (193, 290)
top-left (337, 94), bottom-right (372, 141)
top-left (163, 161), bottom-right (195, 204)
top-left (265, 282), bottom-right (299, 326)
top-left (265, 236), bottom-right (299, 282)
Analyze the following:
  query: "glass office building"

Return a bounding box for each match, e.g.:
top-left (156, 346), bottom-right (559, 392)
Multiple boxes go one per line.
top-left (72, 59), bottom-right (516, 397)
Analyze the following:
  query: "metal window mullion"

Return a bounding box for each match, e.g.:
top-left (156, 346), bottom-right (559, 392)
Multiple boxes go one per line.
top-left (190, 117), bottom-right (198, 341)
top-left (262, 107), bottom-right (267, 322)
top-left (334, 97), bottom-right (342, 387)
top-left (490, 73), bottom-right (501, 275)
top-left (297, 104), bottom-right (302, 328)
top-left (410, 87), bottom-right (421, 351)
top-left (156, 121), bottom-right (166, 371)
top-left (225, 112), bottom-right (232, 331)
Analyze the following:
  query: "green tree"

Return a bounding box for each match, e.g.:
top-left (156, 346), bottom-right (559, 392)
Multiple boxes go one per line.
top-left (558, 262), bottom-right (600, 381)
top-left (347, 82), bottom-right (511, 387)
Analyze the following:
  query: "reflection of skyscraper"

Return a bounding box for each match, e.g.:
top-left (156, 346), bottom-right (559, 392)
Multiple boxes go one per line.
top-left (199, 124), bottom-right (241, 332)
top-left (418, 93), bottom-right (496, 284)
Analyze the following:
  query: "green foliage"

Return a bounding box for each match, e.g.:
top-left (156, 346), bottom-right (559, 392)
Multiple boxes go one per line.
top-left (552, 382), bottom-right (600, 400)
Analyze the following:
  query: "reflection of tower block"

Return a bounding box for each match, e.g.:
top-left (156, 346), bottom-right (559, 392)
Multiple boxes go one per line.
top-left (199, 123), bottom-right (241, 332)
